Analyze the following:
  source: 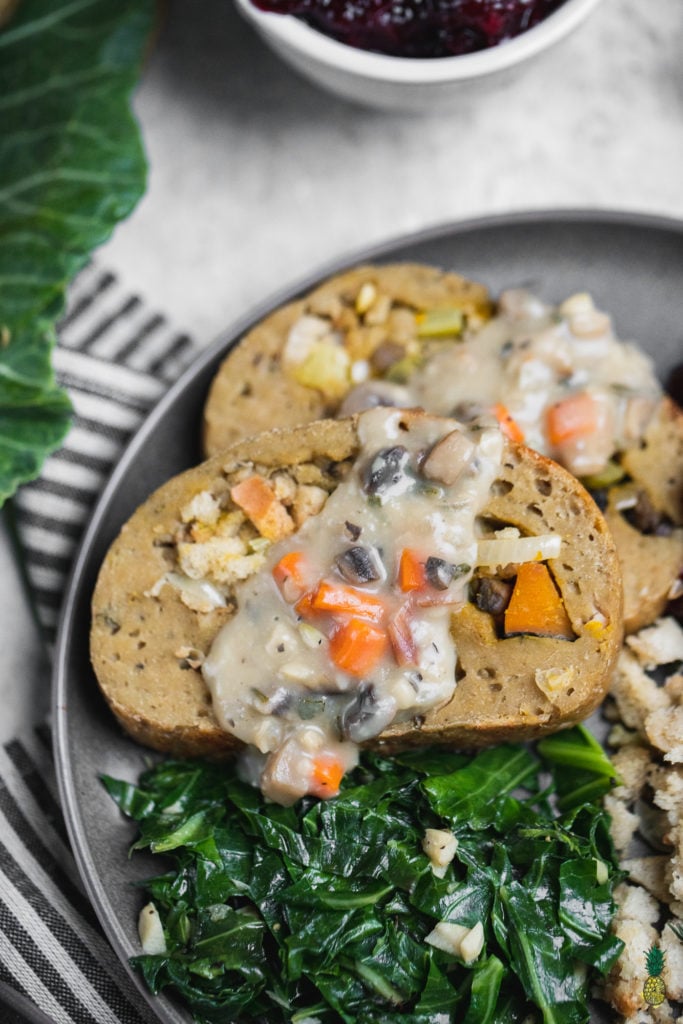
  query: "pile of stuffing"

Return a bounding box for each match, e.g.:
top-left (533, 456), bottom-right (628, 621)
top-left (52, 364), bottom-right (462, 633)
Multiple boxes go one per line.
top-left (599, 616), bottom-right (683, 1021)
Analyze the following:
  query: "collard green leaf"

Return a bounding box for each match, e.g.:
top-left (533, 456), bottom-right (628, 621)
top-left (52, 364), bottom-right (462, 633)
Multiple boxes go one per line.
top-left (422, 745), bottom-right (538, 826)
top-left (279, 869), bottom-right (393, 910)
top-left (413, 959), bottom-right (461, 1020)
top-left (558, 860), bottom-right (624, 972)
top-left (361, 924), bottom-right (430, 1000)
top-left (0, 0), bottom-right (152, 504)
top-left (192, 905), bottom-right (265, 969)
top-left (109, 733), bottom-right (625, 1024)
top-left (461, 955), bottom-right (505, 1024)
top-left (538, 725), bottom-right (620, 811)
top-left (501, 880), bottom-right (589, 1024)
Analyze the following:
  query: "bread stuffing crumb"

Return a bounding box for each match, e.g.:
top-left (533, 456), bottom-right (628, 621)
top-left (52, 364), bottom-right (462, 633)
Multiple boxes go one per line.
top-left (611, 649), bottom-right (671, 733)
top-left (646, 706), bottom-right (683, 763)
top-left (611, 745), bottom-right (652, 801)
top-left (626, 616), bottom-right (683, 669)
top-left (621, 856), bottom-right (673, 904)
top-left (604, 793), bottom-right (641, 852)
top-left (602, 884), bottom-right (659, 1016)
top-left (602, 618), bottom-right (683, 1022)
top-left (661, 925), bottom-right (683, 1001)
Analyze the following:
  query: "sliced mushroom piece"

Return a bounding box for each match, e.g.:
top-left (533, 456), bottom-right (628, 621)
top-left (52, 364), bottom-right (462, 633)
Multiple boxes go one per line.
top-left (472, 576), bottom-right (513, 616)
top-left (339, 379), bottom-right (413, 416)
top-left (422, 429), bottom-right (475, 486)
top-left (335, 545), bottom-right (383, 584)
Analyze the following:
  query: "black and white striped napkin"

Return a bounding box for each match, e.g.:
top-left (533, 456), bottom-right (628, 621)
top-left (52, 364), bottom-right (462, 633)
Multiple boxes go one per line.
top-left (1, 264), bottom-right (201, 1023)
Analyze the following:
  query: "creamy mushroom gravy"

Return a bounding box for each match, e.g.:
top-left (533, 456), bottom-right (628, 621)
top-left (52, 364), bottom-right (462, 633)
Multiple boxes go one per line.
top-left (341, 291), bottom-right (662, 479)
top-left (203, 408), bottom-right (504, 805)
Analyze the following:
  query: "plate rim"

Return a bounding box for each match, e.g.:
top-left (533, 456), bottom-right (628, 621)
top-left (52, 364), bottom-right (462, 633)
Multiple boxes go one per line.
top-left (52, 206), bottom-right (683, 1024)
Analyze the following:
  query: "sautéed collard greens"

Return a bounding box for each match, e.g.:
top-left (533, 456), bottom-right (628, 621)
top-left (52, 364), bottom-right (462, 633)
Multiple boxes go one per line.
top-left (104, 726), bottom-right (624, 1024)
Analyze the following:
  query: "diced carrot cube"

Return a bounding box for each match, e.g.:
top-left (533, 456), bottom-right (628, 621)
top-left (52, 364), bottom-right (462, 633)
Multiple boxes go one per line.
top-left (294, 591), bottom-right (317, 620)
top-left (328, 618), bottom-right (389, 677)
top-left (273, 551), bottom-right (309, 602)
top-left (311, 581), bottom-right (386, 623)
top-left (493, 403), bottom-right (525, 444)
top-left (309, 756), bottom-right (345, 798)
top-left (398, 549), bottom-right (426, 592)
top-left (546, 392), bottom-right (599, 446)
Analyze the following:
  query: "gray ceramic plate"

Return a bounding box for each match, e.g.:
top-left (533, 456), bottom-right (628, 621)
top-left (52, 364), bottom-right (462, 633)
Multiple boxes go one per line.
top-left (54, 210), bottom-right (683, 1024)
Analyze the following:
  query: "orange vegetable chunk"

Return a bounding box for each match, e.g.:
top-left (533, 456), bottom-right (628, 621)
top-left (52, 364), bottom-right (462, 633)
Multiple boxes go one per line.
top-left (328, 617), bottom-right (389, 676)
top-left (546, 392), bottom-right (599, 446)
top-left (309, 756), bottom-right (345, 798)
top-left (273, 551), bottom-right (309, 602)
top-left (398, 548), bottom-right (426, 592)
top-left (311, 580), bottom-right (386, 623)
top-left (493, 403), bottom-right (525, 443)
top-left (504, 561), bottom-right (574, 639)
top-left (294, 591), bottom-right (319, 620)
top-left (230, 475), bottom-right (294, 541)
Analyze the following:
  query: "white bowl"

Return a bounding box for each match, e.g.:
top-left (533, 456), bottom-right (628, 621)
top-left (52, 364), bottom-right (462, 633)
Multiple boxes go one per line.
top-left (234, 0), bottom-right (603, 111)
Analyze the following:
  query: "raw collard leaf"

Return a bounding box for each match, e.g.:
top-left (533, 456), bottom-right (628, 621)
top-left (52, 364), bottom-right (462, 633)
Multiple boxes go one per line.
top-left (0, 0), bottom-right (153, 505)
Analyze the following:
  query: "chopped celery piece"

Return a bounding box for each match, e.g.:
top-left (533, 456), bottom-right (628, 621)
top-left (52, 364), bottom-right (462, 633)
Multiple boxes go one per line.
top-left (416, 307), bottom-right (464, 339)
top-left (580, 460), bottom-right (626, 490)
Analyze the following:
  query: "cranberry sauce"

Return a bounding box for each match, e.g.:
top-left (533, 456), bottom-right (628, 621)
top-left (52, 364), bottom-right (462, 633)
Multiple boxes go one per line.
top-left (252, 0), bottom-right (568, 59)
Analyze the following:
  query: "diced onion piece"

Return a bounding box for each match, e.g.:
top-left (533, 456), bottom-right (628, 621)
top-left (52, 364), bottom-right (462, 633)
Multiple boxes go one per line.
top-left (284, 314), bottom-right (331, 364)
top-left (298, 622), bottom-right (326, 649)
top-left (476, 533), bottom-right (561, 568)
top-left (280, 661), bottom-right (321, 684)
top-left (138, 902), bottom-right (166, 954)
top-left (159, 572), bottom-right (226, 612)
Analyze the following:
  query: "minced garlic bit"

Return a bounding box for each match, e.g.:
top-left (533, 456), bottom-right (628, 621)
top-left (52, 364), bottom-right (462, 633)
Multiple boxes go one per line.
top-left (422, 828), bottom-right (458, 877)
top-left (425, 921), bottom-right (469, 955)
top-left (460, 921), bottom-right (485, 964)
top-left (425, 920), bottom-right (484, 963)
top-left (138, 902), bottom-right (166, 955)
